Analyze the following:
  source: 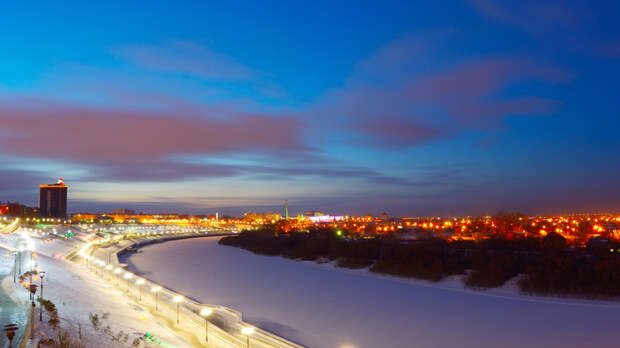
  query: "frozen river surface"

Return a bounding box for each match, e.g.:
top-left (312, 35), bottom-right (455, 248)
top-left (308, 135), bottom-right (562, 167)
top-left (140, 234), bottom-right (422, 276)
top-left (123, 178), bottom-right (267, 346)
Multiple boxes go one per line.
top-left (123, 237), bottom-right (620, 348)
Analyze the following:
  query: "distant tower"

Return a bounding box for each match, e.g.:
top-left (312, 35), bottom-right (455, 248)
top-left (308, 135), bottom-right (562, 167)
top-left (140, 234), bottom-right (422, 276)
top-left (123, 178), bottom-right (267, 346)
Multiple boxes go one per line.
top-left (39, 177), bottom-right (68, 218)
top-left (285, 200), bottom-right (289, 220)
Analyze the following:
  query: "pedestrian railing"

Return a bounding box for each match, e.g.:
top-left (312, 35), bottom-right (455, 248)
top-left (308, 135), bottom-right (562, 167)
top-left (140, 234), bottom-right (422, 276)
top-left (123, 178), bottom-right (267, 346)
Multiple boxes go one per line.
top-left (75, 232), bottom-right (305, 348)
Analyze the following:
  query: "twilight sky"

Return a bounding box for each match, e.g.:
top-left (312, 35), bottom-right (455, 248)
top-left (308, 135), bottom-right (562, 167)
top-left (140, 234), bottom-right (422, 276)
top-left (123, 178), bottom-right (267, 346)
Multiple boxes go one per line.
top-left (1, 1), bottom-right (620, 216)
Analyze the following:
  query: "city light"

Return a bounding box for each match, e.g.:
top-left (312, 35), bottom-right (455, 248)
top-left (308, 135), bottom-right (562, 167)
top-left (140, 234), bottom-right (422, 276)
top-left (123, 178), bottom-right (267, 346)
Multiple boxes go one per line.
top-left (242, 327), bottom-right (255, 335)
top-left (200, 307), bottom-right (213, 342)
top-left (242, 327), bottom-right (255, 348)
top-left (173, 296), bottom-right (184, 324)
top-left (151, 286), bottom-right (162, 311)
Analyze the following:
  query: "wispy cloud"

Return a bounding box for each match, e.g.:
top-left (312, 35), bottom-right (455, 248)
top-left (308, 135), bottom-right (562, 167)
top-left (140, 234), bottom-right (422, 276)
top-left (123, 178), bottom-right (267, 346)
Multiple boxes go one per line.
top-left (596, 40), bottom-right (620, 58)
top-left (0, 97), bottom-right (308, 162)
top-left (408, 58), bottom-right (567, 128)
top-left (0, 168), bottom-right (61, 205)
top-left (0, 97), bottom-right (413, 187)
top-left (409, 58), bottom-right (568, 101)
top-left (313, 37), bottom-right (568, 148)
top-left (468, 0), bottom-right (581, 34)
top-left (113, 40), bottom-right (254, 80)
top-left (354, 118), bottom-right (446, 148)
top-left (469, 0), bottom-right (620, 59)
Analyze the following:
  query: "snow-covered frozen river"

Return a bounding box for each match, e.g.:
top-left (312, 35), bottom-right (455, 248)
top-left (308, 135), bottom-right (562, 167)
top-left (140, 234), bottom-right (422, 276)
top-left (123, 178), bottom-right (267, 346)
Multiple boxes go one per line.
top-left (123, 237), bottom-right (620, 348)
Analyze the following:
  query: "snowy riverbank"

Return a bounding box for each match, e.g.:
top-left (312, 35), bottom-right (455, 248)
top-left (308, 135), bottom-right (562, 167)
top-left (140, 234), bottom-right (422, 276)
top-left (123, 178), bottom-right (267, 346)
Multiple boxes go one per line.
top-left (0, 232), bottom-right (195, 348)
top-left (124, 236), bottom-right (620, 348)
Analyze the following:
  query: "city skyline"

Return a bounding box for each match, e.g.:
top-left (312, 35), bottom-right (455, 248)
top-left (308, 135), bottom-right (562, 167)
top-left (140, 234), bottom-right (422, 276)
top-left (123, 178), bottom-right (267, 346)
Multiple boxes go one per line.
top-left (2, 1), bottom-right (620, 216)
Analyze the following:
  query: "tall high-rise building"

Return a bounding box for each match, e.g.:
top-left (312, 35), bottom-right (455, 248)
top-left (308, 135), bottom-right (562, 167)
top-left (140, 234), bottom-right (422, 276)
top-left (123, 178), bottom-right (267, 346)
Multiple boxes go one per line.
top-left (39, 177), bottom-right (68, 218)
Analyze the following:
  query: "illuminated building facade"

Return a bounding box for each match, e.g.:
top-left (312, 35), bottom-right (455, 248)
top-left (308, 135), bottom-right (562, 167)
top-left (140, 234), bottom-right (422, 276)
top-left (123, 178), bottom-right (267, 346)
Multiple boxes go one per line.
top-left (242, 212), bottom-right (281, 223)
top-left (39, 177), bottom-right (68, 218)
top-left (307, 215), bottom-right (345, 223)
top-left (112, 208), bottom-right (135, 215)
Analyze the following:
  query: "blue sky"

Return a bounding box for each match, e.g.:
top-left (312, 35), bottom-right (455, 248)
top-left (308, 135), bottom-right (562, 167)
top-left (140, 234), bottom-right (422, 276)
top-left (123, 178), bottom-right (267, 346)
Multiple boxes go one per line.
top-left (1, 0), bottom-right (619, 216)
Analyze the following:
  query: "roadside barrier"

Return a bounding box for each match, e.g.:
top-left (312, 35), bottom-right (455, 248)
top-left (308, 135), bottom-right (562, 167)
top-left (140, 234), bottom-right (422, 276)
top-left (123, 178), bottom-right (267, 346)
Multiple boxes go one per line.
top-left (74, 232), bottom-right (305, 348)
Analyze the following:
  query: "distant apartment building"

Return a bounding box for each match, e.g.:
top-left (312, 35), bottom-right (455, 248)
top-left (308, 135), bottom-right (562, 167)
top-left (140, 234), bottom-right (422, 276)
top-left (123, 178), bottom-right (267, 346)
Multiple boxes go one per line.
top-left (39, 177), bottom-right (68, 218)
top-left (112, 208), bottom-right (136, 215)
top-left (242, 212), bottom-right (282, 222)
top-left (304, 211), bottom-right (326, 217)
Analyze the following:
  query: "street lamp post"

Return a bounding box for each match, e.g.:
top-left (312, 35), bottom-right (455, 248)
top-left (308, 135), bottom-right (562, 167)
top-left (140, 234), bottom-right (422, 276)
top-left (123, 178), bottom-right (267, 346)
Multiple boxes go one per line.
top-left (12, 252), bottom-right (17, 283)
top-left (39, 271), bottom-right (46, 321)
top-left (29, 284), bottom-right (38, 340)
top-left (136, 279), bottom-right (145, 301)
top-left (113, 268), bottom-right (122, 286)
top-left (123, 273), bottom-right (133, 293)
top-left (151, 286), bottom-right (161, 311)
top-left (39, 271), bottom-right (46, 300)
top-left (242, 327), bottom-right (255, 348)
top-left (96, 260), bottom-right (103, 276)
top-left (200, 308), bottom-right (213, 343)
top-left (173, 296), bottom-right (183, 325)
top-left (104, 265), bottom-right (113, 281)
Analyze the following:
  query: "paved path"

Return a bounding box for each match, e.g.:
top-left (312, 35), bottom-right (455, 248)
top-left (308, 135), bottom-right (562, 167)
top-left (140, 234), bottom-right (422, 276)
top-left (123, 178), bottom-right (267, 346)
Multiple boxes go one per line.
top-left (0, 257), bottom-right (27, 348)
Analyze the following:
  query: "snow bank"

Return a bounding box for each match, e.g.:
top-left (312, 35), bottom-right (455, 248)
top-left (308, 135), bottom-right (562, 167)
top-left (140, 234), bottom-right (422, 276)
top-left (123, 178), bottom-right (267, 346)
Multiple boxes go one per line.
top-left (0, 232), bottom-right (196, 348)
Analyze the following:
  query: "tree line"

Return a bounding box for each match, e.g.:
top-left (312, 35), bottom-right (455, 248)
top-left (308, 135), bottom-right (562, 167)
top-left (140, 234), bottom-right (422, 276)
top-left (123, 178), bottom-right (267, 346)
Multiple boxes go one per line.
top-left (219, 226), bottom-right (620, 299)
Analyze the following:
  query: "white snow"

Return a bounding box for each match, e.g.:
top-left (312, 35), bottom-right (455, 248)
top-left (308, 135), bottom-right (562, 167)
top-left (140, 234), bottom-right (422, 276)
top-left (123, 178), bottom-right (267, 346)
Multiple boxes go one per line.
top-left (5, 228), bottom-right (619, 348)
top-left (124, 236), bottom-right (620, 348)
top-left (0, 231), bottom-right (196, 348)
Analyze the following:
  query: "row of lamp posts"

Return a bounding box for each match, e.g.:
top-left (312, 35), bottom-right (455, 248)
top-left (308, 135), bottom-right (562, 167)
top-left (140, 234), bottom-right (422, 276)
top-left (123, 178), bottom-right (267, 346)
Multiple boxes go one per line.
top-left (13, 250), bottom-right (47, 344)
top-left (87, 250), bottom-right (256, 347)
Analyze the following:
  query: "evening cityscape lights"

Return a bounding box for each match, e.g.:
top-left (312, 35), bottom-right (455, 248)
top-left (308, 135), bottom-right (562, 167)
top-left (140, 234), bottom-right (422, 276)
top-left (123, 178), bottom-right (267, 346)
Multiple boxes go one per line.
top-left (1, 2), bottom-right (620, 348)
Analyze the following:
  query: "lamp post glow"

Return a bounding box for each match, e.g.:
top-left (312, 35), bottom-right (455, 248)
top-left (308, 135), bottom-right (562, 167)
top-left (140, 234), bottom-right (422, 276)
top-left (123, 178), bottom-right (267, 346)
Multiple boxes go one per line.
top-left (200, 308), bottom-right (213, 342)
top-left (151, 286), bottom-right (162, 311)
top-left (95, 260), bottom-right (103, 276)
top-left (29, 284), bottom-right (38, 340)
top-left (173, 296), bottom-right (183, 324)
top-left (98, 260), bottom-right (105, 276)
top-left (13, 252), bottom-right (17, 283)
top-left (123, 272), bottom-right (133, 292)
top-left (104, 264), bottom-right (113, 281)
top-left (242, 327), bottom-right (255, 348)
top-left (136, 279), bottom-right (145, 301)
top-left (113, 268), bottom-right (122, 285)
top-left (39, 271), bottom-right (46, 322)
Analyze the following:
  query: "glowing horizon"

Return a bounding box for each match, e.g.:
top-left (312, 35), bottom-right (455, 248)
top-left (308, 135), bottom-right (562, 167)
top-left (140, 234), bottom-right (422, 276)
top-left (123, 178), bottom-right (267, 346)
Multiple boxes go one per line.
top-left (1, 1), bottom-right (620, 216)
